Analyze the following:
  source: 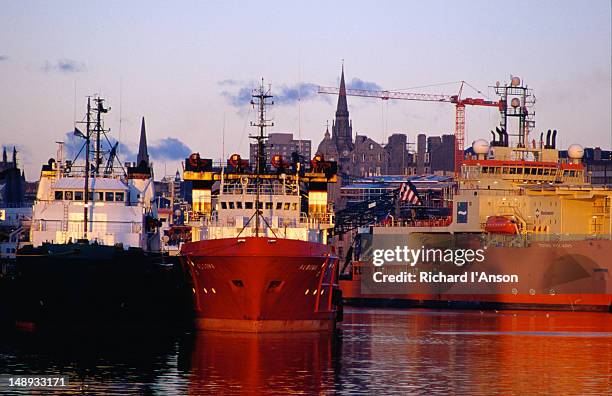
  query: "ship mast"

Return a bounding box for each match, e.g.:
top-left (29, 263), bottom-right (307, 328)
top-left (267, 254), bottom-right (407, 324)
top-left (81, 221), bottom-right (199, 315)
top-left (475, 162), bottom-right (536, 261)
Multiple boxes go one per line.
top-left (83, 97), bottom-right (91, 239)
top-left (250, 79), bottom-right (274, 237)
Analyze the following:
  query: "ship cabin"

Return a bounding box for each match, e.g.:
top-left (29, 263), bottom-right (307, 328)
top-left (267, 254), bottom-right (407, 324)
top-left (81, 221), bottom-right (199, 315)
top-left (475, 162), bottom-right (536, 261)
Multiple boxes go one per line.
top-left (372, 140), bottom-right (612, 241)
top-left (183, 153), bottom-right (338, 242)
top-left (449, 142), bottom-right (612, 238)
top-left (31, 160), bottom-right (157, 249)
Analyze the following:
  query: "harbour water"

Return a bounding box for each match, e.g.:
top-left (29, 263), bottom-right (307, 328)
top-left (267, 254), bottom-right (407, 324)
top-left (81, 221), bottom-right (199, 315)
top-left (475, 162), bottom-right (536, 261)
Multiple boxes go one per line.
top-left (1, 308), bottom-right (611, 395)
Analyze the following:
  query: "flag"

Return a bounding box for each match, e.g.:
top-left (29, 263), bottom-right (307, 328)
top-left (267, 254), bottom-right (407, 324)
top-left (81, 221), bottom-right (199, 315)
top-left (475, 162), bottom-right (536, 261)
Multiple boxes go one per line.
top-left (399, 181), bottom-right (421, 205)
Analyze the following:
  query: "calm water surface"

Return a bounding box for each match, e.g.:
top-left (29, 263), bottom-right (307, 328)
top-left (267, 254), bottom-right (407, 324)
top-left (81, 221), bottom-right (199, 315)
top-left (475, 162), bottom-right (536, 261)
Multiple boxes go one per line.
top-left (1, 308), bottom-right (611, 395)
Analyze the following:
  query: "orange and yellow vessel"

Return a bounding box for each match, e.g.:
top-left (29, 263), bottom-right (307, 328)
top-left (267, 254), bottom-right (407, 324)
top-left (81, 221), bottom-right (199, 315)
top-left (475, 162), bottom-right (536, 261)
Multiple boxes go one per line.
top-left (339, 77), bottom-right (612, 312)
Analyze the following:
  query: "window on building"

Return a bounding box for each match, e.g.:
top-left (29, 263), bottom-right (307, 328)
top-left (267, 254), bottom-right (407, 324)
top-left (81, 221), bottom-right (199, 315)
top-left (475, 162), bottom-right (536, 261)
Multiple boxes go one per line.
top-left (115, 192), bottom-right (125, 202)
top-left (245, 202), bottom-right (253, 209)
top-left (265, 202), bottom-right (273, 210)
top-left (237, 201), bottom-right (243, 209)
top-left (74, 191), bottom-right (83, 201)
top-left (54, 191), bottom-right (63, 200)
top-left (284, 202), bottom-right (290, 210)
top-left (64, 191), bottom-right (73, 200)
top-left (95, 192), bottom-right (104, 201)
top-left (229, 201), bottom-right (235, 209)
top-left (276, 202), bottom-right (283, 210)
top-left (105, 192), bottom-right (114, 202)
top-left (221, 202), bottom-right (227, 209)
top-left (291, 203), bottom-right (297, 211)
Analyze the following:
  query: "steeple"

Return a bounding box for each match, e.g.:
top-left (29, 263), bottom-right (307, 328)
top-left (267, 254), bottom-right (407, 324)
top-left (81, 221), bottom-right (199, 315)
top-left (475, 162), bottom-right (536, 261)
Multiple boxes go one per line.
top-left (332, 63), bottom-right (353, 154)
top-left (324, 121), bottom-right (330, 139)
top-left (335, 64), bottom-right (349, 118)
top-left (137, 117), bottom-right (150, 167)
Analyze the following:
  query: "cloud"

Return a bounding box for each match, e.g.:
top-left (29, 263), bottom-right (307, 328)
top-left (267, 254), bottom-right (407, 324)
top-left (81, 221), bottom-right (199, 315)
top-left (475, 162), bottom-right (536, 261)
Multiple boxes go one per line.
top-left (62, 131), bottom-right (136, 164)
top-left (220, 80), bottom-right (330, 107)
top-left (62, 131), bottom-right (190, 164)
top-left (347, 78), bottom-right (382, 91)
top-left (43, 59), bottom-right (86, 73)
top-left (149, 138), bottom-right (192, 161)
top-left (0, 55), bottom-right (8, 62)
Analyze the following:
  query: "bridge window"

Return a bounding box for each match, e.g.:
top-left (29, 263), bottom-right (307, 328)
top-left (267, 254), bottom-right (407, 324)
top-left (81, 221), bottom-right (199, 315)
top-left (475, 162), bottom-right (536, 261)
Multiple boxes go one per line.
top-left (54, 191), bottom-right (63, 200)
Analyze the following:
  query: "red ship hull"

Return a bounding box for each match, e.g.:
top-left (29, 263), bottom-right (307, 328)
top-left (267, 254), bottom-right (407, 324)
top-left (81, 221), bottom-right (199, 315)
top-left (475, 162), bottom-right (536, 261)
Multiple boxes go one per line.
top-left (340, 239), bottom-right (612, 312)
top-left (181, 237), bottom-right (340, 332)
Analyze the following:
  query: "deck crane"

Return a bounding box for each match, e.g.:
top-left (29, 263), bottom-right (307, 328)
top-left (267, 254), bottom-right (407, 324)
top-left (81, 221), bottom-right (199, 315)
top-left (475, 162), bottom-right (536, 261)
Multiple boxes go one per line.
top-left (318, 81), bottom-right (503, 176)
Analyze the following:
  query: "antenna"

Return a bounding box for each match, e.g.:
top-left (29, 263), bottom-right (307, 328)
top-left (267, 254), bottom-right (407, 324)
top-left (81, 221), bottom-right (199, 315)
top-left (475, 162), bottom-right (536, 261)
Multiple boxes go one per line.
top-left (249, 78), bottom-right (274, 237)
top-left (119, 78), bottom-right (122, 158)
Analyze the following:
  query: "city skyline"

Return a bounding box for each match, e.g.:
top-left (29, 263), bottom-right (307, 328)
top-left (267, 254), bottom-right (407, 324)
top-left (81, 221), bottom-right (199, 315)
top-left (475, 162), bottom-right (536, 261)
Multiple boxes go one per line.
top-left (1, 0), bottom-right (610, 180)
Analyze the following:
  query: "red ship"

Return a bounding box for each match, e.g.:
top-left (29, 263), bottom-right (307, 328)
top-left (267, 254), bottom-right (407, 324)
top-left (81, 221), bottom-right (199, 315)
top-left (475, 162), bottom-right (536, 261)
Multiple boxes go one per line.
top-left (180, 81), bottom-right (342, 331)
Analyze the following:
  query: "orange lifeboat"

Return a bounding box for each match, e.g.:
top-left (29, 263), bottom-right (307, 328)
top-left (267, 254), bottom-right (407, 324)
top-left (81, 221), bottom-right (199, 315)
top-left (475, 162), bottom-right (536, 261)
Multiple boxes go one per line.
top-left (484, 216), bottom-right (518, 234)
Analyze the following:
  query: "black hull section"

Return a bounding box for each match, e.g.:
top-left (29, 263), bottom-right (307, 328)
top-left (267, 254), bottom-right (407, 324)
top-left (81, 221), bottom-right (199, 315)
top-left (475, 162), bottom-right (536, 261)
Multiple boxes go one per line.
top-left (3, 243), bottom-right (194, 329)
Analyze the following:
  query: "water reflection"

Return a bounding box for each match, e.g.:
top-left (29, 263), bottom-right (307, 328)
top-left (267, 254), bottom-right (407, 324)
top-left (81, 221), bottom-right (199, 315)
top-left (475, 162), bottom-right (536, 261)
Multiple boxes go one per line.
top-left (1, 309), bottom-right (611, 395)
top-left (185, 331), bottom-right (339, 394)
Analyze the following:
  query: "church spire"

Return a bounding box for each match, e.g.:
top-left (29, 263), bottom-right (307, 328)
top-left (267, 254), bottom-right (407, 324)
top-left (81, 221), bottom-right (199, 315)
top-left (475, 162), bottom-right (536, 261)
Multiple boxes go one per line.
top-left (335, 63), bottom-right (348, 118)
top-left (332, 63), bottom-right (353, 154)
top-left (137, 117), bottom-right (149, 167)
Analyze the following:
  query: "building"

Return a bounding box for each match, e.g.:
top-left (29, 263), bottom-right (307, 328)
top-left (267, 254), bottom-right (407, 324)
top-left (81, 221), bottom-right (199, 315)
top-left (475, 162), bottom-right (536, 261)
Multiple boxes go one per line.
top-left (428, 134), bottom-right (455, 175)
top-left (249, 132), bottom-right (311, 168)
top-left (385, 133), bottom-right (415, 175)
top-left (0, 146), bottom-right (26, 206)
top-left (414, 133), bottom-right (455, 175)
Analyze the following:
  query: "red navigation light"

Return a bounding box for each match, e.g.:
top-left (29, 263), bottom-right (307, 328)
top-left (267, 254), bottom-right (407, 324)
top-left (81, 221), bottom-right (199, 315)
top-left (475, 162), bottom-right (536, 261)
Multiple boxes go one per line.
top-left (229, 154), bottom-right (241, 167)
top-left (271, 154), bottom-right (283, 168)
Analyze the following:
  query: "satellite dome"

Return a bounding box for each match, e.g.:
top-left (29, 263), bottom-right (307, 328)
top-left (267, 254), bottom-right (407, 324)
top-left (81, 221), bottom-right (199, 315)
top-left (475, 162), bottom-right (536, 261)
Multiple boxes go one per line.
top-left (567, 144), bottom-right (584, 159)
top-left (472, 139), bottom-right (490, 155)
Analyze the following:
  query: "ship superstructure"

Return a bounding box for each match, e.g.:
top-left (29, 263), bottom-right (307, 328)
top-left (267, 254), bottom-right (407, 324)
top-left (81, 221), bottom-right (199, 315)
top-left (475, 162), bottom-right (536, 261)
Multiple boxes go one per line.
top-left (30, 98), bottom-right (160, 250)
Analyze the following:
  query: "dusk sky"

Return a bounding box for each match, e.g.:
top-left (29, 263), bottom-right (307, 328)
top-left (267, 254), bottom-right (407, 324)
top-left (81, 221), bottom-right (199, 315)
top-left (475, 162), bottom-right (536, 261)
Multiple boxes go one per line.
top-left (1, 0), bottom-right (610, 180)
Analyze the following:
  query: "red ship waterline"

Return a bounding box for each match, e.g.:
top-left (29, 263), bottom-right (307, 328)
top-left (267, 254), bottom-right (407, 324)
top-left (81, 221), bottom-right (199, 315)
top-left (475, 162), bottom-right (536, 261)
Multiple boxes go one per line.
top-left (180, 81), bottom-right (342, 332)
top-left (336, 76), bottom-right (612, 312)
